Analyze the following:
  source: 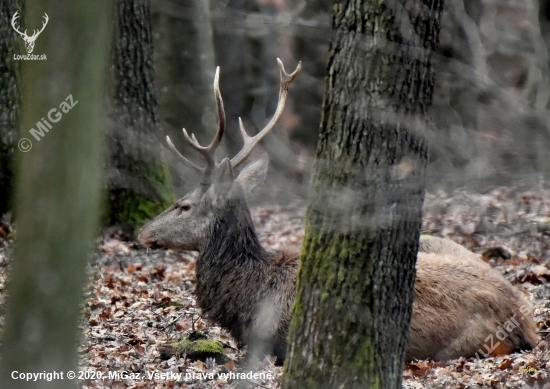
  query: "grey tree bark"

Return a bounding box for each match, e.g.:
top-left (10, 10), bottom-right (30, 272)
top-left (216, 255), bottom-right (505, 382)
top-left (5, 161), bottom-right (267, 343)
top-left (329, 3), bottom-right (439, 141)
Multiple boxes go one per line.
top-left (0, 2), bottom-right (111, 388)
top-left (282, 0), bottom-right (444, 388)
top-left (210, 0), bottom-right (263, 156)
top-left (0, 0), bottom-right (21, 215)
top-left (429, 0), bottom-right (480, 187)
top-left (152, 0), bottom-right (218, 169)
top-left (107, 0), bottom-right (173, 229)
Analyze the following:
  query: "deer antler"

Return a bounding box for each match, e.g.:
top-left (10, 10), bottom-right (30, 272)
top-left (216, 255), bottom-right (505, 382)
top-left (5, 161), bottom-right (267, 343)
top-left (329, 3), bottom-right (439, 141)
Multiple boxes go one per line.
top-left (167, 66), bottom-right (225, 175)
top-left (167, 59), bottom-right (301, 181)
top-left (30, 13), bottom-right (49, 39)
top-left (230, 58), bottom-right (301, 168)
top-left (11, 12), bottom-right (49, 39)
top-left (11, 12), bottom-right (28, 38)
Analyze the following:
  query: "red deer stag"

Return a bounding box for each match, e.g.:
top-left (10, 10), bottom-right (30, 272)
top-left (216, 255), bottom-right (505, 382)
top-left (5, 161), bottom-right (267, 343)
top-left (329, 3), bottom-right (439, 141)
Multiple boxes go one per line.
top-left (138, 59), bottom-right (538, 364)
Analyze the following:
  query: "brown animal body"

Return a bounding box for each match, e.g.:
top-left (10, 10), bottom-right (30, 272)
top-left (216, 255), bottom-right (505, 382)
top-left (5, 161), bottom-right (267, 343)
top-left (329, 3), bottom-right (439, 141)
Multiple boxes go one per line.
top-left (194, 189), bottom-right (299, 361)
top-left (411, 236), bottom-right (538, 360)
top-left (138, 59), bottom-right (538, 364)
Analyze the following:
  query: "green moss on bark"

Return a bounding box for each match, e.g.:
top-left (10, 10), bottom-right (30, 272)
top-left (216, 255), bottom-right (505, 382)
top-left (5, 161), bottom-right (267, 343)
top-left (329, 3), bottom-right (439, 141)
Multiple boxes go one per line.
top-left (105, 163), bottom-right (174, 229)
top-left (168, 333), bottom-right (227, 363)
top-left (105, 0), bottom-right (174, 230)
top-left (282, 0), bottom-right (444, 388)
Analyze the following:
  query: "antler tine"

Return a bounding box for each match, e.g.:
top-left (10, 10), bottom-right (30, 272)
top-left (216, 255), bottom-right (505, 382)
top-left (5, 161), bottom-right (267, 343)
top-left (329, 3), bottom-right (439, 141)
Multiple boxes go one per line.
top-left (31, 14), bottom-right (48, 38)
top-left (166, 135), bottom-right (205, 174)
top-left (178, 67), bottom-right (226, 173)
top-left (11, 12), bottom-right (26, 37)
top-left (230, 58), bottom-right (301, 168)
top-left (166, 67), bottom-right (226, 177)
top-left (211, 66), bottom-right (226, 153)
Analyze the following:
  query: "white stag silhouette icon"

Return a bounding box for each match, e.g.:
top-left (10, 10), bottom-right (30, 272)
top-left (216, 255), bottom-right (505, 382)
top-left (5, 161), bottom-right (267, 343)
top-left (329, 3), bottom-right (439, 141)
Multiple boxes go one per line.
top-left (11, 11), bottom-right (49, 54)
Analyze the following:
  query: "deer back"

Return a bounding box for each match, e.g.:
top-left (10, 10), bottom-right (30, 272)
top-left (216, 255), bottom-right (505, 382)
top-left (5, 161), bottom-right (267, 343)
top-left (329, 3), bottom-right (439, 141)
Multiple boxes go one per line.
top-left (409, 236), bottom-right (538, 360)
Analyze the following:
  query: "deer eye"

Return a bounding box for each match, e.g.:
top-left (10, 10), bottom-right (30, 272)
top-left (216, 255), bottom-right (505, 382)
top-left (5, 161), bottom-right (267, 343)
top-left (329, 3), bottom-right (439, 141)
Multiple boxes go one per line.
top-left (180, 203), bottom-right (191, 212)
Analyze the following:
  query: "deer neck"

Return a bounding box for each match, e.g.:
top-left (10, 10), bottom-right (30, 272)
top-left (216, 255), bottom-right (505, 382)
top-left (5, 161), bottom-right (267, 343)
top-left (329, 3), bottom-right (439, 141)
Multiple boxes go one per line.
top-left (199, 199), bottom-right (268, 269)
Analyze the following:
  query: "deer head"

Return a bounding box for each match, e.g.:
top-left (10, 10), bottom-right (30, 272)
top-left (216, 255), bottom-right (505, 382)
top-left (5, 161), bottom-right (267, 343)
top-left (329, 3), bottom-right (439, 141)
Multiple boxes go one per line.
top-left (12, 11), bottom-right (49, 54)
top-left (138, 59), bottom-right (301, 251)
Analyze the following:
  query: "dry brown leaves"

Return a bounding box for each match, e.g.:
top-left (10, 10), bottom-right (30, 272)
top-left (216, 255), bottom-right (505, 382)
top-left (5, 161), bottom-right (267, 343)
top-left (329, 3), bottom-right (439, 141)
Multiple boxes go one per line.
top-left (1, 190), bottom-right (550, 388)
top-left (74, 204), bottom-right (306, 389)
top-left (408, 188), bottom-right (550, 389)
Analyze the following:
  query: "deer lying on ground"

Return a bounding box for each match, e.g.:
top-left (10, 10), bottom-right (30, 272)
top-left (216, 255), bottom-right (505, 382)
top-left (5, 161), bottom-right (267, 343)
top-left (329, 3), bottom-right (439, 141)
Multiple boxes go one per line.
top-left (138, 59), bottom-right (539, 364)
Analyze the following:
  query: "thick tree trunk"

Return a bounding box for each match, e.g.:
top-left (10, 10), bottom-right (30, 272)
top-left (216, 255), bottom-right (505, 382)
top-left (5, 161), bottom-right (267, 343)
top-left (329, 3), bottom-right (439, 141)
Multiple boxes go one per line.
top-left (0, 0), bottom-right (21, 214)
top-left (211, 0), bottom-right (263, 156)
top-left (282, 1), bottom-right (444, 388)
top-left (152, 0), bottom-right (219, 175)
top-left (107, 0), bottom-right (173, 229)
top-left (0, 2), bottom-right (111, 388)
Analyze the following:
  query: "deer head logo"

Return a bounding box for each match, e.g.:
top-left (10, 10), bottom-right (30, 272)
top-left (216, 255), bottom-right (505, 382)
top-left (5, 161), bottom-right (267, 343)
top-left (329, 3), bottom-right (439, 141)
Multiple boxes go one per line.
top-left (11, 11), bottom-right (49, 54)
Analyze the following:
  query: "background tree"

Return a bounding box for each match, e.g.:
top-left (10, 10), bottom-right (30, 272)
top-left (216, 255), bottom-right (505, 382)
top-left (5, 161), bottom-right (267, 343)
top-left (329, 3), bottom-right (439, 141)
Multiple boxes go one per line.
top-left (152, 0), bottom-right (218, 192)
top-left (0, 0), bottom-right (21, 215)
top-left (290, 0), bottom-right (330, 151)
top-left (0, 1), bottom-right (111, 387)
top-left (106, 0), bottom-right (173, 229)
top-left (282, 0), bottom-right (444, 388)
top-left (210, 0), bottom-right (263, 156)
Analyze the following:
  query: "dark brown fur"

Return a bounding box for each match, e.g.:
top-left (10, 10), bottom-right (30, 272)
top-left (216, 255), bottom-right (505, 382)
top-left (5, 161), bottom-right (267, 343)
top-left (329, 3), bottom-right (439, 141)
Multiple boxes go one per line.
top-left (195, 197), bottom-right (298, 362)
top-left (140, 164), bottom-right (538, 364)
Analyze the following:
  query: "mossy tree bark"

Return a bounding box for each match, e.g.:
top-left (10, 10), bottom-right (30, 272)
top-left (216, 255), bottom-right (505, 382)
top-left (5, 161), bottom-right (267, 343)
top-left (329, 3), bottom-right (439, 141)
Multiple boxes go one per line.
top-left (107, 0), bottom-right (173, 229)
top-left (0, 0), bottom-right (21, 215)
top-left (0, 2), bottom-right (111, 388)
top-left (282, 1), bottom-right (444, 388)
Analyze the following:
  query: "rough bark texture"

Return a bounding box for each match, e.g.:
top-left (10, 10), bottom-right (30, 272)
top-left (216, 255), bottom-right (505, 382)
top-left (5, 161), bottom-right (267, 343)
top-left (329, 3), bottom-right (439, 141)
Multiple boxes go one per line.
top-left (211, 0), bottom-right (263, 156)
top-left (0, 2), bottom-right (111, 388)
top-left (282, 1), bottom-right (444, 388)
top-left (107, 0), bottom-right (173, 229)
top-left (0, 0), bottom-right (21, 214)
top-left (152, 0), bottom-right (219, 175)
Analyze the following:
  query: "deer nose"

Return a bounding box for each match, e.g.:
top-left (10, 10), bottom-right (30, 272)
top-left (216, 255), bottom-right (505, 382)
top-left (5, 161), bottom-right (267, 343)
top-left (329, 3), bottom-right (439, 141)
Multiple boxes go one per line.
top-left (138, 229), bottom-right (155, 246)
top-left (138, 230), bottom-right (165, 249)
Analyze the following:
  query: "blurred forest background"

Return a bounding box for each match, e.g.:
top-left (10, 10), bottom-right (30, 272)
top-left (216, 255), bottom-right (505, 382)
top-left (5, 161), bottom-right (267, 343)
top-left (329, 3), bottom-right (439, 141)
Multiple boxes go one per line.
top-left (151, 0), bottom-right (550, 199)
top-left (3, 0), bottom-right (550, 224)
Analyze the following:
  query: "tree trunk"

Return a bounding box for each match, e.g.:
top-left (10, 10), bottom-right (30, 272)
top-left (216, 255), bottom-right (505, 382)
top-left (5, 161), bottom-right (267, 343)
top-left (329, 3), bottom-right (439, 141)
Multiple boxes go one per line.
top-left (0, 2), bottom-right (111, 388)
top-left (210, 0), bottom-right (263, 156)
top-left (428, 0), bottom-right (480, 187)
top-left (0, 0), bottom-right (21, 215)
top-left (282, 1), bottom-right (444, 388)
top-left (152, 0), bottom-right (219, 189)
top-left (107, 0), bottom-right (173, 229)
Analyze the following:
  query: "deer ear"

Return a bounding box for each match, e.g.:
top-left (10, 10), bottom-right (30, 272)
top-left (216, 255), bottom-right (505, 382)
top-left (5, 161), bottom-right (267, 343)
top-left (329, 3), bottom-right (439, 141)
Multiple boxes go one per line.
top-left (234, 155), bottom-right (269, 196)
top-left (212, 158), bottom-right (234, 198)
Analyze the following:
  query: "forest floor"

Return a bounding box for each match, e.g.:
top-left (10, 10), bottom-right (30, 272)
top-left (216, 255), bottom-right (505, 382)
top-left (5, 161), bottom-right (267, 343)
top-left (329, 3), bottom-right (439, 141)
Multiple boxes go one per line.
top-left (0, 187), bottom-right (549, 388)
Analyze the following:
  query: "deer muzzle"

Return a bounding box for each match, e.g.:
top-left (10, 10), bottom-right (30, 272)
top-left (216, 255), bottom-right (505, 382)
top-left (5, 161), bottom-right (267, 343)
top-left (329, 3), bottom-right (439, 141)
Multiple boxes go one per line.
top-left (137, 229), bottom-right (162, 249)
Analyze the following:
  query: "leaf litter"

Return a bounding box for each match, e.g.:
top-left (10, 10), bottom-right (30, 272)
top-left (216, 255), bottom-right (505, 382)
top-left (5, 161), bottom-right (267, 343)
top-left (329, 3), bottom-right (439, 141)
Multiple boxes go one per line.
top-left (0, 189), bottom-right (549, 388)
